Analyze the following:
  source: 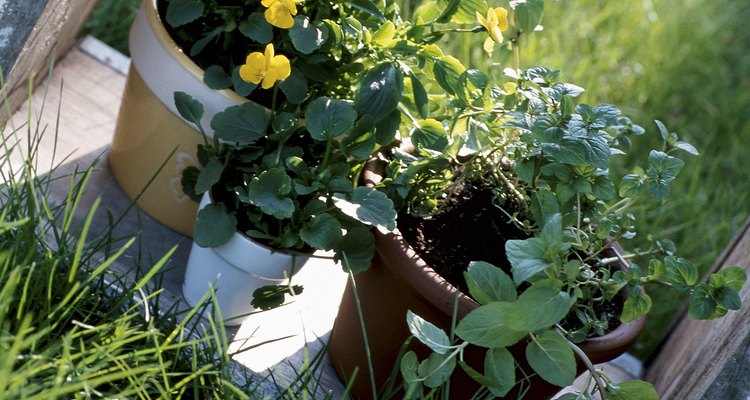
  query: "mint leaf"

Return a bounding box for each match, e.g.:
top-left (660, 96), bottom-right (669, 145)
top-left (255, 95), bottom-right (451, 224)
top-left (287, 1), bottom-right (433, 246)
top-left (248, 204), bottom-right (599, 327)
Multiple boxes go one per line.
top-left (464, 261), bottom-right (517, 304)
top-left (456, 302), bottom-right (526, 348)
top-left (526, 330), bottom-right (576, 387)
top-left (406, 311), bottom-right (452, 354)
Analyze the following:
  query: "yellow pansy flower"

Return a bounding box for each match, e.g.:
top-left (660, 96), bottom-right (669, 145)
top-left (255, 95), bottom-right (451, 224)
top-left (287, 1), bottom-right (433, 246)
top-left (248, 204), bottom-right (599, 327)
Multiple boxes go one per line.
top-left (476, 7), bottom-right (509, 44)
top-left (261, 0), bottom-right (303, 29)
top-left (239, 44), bottom-right (292, 89)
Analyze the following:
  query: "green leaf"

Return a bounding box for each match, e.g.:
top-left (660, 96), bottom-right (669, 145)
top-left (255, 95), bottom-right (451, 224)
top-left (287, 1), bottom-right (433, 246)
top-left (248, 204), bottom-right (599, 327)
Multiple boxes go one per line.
top-left (507, 214), bottom-right (566, 285)
top-left (716, 286), bottom-right (742, 310)
top-left (688, 284), bottom-right (717, 319)
top-left (412, 119), bottom-right (449, 151)
top-left (664, 256), bottom-right (699, 291)
top-left (251, 284), bottom-right (304, 310)
top-left (526, 330), bottom-right (576, 387)
top-left (645, 150), bottom-right (684, 203)
top-left (507, 282), bottom-right (572, 331)
top-left (335, 226), bottom-right (375, 273)
top-left (289, 16), bottom-right (328, 54)
top-left (350, 0), bottom-right (386, 20)
top-left (435, 0), bottom-right (460, 23)
top-left (245, 168), bottom-right (294, 219)
top-left (165, 0), bottom-right (204, 27)
top-left (406, 311), bottom-right (452, 354)
top-left (374, 110), bottom-right (402, 145)
top-left (484, 347), bottom-right (516, 397)
top-left (305, 97), bottom-right (358, 141)
top-left (674, 140), bottom-right (699, 156)
top-left (510, 0), bottom-right (544, 33)
top-left (709, 266), bottom-right (747, 291)
top-left (332, 187), bottom-right (397, 232)
top-left (442, 0), bottom-right (488, 24)
top-left (409, 71), bottom-right (429, 119)
top-left (619, 173), bottom-right (643, 197)
top-left (180, 166), bottom-right (201, 201)
top-left (464, 261), bottom-right (517, 305)
top-left (621, 292), bottom-right (652, 323)
top-left (239, 13), bottom-right (273, 44)
top-left (654, 119), bottom-right (671, 142)
top-left (530, 189), bottom-right (560, 229)
top-left (647, 259), bottom-right (666, 281)
top-left (203, 65), bottom-right (232, 89)
top-left (194, 158), bottom-right (223, 194)
top-left (193, 203), bottom-right (236, 248)
top-left (418, 352), bottom-right (456, 388)
top-left (279, 68), bottom-right (309, 105)
top-left (272, 112), bottom-right (297, 135)
top-left (506, 237), bottom-right (556, 285)
top-left (211, 102), bottom-right (269, 146)
top-left (401, 351), bottom-right (420, 383)
top-left (299, 213), bottom-right (342, 250)
top-left (230, 66), bottom-right (257, 97)
top-left (433, 56), bottom-right (466, 95)
top-left (174, 91), bottom-right (204, 127)
top-left (355, 62), bottom-right (404, 123)
top-left (342, 117), bottom-right (377, 161)
top-left (372, 21), bottom-right (396, 47)
top-left (607, 380), bottom-right (659, 400)
top-left (455, 302), bottom-right (526, 348)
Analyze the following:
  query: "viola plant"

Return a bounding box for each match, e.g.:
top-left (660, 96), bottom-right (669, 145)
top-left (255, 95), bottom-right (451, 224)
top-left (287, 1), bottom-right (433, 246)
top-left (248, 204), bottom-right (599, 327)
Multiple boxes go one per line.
top-left (370, 1), bottom-right (748, 398)
top-left (168, 0), bottom-right (506, 307)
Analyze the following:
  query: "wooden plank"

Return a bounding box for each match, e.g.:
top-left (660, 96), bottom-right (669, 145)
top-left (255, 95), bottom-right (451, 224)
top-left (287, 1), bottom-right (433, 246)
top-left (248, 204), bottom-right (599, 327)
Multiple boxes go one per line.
top-left (0, 0), bottom-right (48, 78)
top-left (1, 0), bottom-right (98, 125)
top-left (645, 218), bottom-right (750, 398)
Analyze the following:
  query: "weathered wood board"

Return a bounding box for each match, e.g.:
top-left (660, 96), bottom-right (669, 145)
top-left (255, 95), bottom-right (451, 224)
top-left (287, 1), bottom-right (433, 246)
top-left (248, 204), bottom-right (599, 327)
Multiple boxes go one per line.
top-left (646, 217), bottom-right (750, 399)
top-left (0, 0), bottom-right (97, 125)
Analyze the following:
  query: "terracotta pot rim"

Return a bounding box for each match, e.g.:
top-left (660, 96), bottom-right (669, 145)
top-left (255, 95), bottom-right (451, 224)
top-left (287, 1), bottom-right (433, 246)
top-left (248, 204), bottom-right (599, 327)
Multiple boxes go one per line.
top-left (374, 225), bottom-right (645, 356)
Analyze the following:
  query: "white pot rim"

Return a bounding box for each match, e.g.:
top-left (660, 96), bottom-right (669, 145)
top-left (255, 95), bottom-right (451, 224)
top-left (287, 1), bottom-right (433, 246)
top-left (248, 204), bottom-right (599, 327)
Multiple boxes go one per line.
top-left (129, 0), bottom-right (248, 137)
top-left (198, 191), bottom-right (312, 278)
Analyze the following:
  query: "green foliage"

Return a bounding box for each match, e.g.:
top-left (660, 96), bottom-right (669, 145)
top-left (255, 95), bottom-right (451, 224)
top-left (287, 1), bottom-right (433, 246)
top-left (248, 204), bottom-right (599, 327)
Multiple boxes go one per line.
top-left (0, 104), bottom-right (248, 399)
top-left (377, 1), bottom-right (747, 397)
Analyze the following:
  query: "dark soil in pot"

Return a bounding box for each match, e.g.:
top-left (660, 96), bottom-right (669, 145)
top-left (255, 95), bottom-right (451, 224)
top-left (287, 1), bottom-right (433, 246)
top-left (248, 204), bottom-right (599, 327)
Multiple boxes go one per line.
top-left (398, 178), bottom-right (625, 334)
top-left (397, 179), bottom-right (529, 294)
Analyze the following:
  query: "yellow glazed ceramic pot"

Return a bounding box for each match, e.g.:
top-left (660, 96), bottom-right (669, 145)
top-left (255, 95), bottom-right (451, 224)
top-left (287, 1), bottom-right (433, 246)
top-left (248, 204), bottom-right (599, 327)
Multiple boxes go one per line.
top-left (109, 0), bottom-right (245, 236)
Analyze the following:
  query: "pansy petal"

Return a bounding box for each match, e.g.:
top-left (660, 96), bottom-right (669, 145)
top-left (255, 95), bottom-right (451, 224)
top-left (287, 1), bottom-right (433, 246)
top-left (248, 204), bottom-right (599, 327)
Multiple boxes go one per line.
top-left (240, 64), bottom-right (265, 85)
top-left (264, 43), bottom-right (275, 63)
top-left (283, 0), bottom-right (299, 17)
top-left (494, 7), bottom-right (509, 31)
top-left (264, 4), bottom-right (295, 29)
top-left (490, 26), bottom-right (504, 44)
top-left (476, 11), bottom-right (489, 30)
top-left (269, 55), bottom-right (291, 81)
top-left (239, 52), bottom-right (267, 84)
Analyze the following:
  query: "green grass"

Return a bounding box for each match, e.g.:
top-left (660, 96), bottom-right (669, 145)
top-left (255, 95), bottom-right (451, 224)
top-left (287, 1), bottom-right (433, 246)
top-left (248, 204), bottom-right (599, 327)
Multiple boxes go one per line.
top-left (83, 0), bottom-right (750, 366)
top-left (83, 0), bottom-right (142, 55)
top-left (0, 72), bottom-right (255, 398)
top-left (514, 0), bottom-right (750, 358)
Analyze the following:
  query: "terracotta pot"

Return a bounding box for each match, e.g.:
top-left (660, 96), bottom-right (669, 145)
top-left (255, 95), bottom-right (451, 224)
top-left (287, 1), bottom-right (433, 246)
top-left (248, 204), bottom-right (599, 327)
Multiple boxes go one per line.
top-left (182, 192), bottom-right (310, 326)
top-left (108, 0), bottom-right (245, 236)
top-left (328, 229), bottom-right (646, 399)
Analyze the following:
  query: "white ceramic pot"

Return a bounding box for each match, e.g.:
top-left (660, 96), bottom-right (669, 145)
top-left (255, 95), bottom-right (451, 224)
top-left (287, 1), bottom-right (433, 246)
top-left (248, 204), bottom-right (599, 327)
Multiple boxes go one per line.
top-left (109, 0), bottom-right (246, 236)
top-left (182, 193), bottom-right (309, 326)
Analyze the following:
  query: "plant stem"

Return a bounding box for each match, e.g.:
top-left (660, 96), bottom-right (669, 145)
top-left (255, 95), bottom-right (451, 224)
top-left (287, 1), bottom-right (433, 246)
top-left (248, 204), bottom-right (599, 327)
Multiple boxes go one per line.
top-left (557, 327), bottom-right (609, 400)
top-left (346, 266), bottom-right (378, 400)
